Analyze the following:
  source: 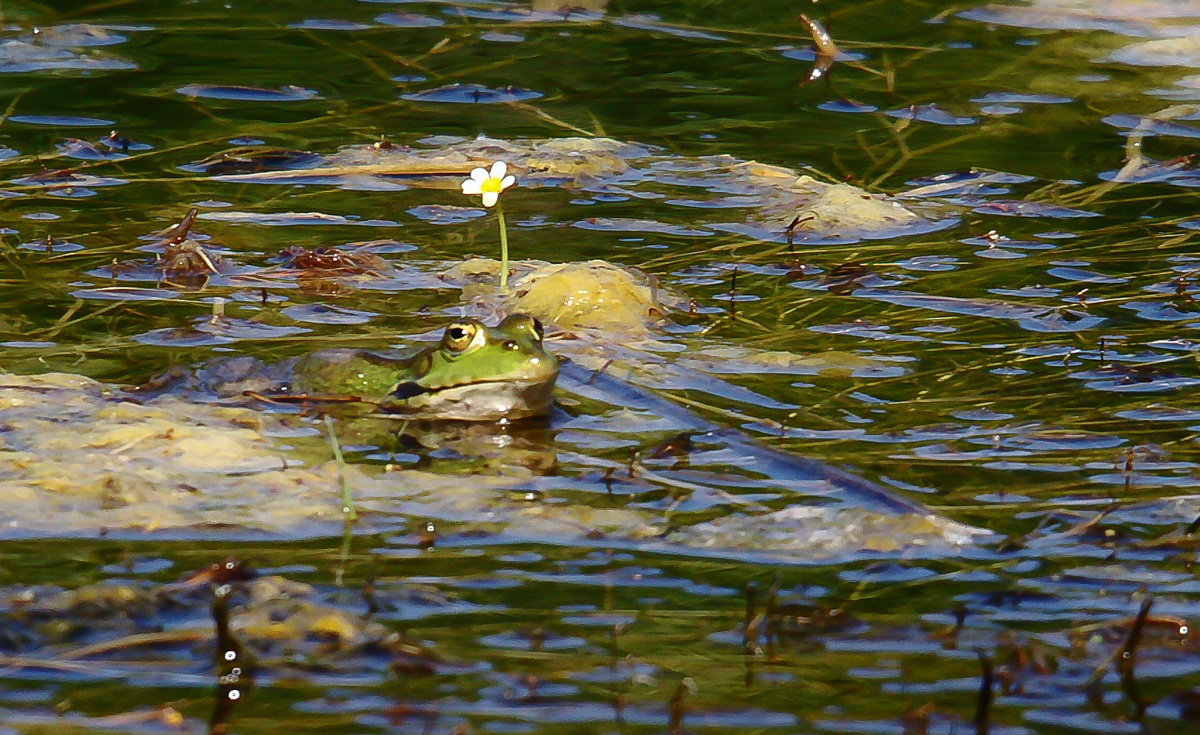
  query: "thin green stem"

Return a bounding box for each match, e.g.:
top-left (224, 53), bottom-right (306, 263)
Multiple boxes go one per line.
top-left (324, 414), bottom-right (357, 522)
top-left (497, 205), bottom-right (509, 293)
top-left (335, 517), bottom-right (353, 587)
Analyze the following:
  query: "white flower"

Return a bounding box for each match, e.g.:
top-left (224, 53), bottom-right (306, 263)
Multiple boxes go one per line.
top-left (461, 160), bottom-right (516, 207)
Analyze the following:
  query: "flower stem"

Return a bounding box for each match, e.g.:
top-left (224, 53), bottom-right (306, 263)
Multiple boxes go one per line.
top-left (497, 205), bottom-right (509, 292)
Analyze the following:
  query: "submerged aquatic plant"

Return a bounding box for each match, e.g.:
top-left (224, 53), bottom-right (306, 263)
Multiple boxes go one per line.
top-left (461, 160), bottom-right (516, 290)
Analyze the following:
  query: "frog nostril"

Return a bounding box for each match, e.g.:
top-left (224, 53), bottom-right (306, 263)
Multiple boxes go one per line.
top-left (504, 340), bottom-right (519, 350)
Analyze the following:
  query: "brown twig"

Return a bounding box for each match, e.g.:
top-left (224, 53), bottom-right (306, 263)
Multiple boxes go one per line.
top-left (974, 650), bottom-right (993, 735)
top-left (242, 391), bottom-right (364, 405)
top-left (1084, 597), bottom-right (1154, 691)
top-left (796, 14), bottom-right (837, 84)
top-left (59, 630), bottom-right (211, 660)
top-left (1117, 598), bottom-right (1154, 680)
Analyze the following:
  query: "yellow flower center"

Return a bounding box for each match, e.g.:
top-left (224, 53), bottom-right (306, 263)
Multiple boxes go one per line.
top-left (481, 177), bottom-right (502, 193)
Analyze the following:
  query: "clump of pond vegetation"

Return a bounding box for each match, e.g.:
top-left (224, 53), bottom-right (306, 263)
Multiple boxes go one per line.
top-left (3, 0), bottom-right (1200, 732)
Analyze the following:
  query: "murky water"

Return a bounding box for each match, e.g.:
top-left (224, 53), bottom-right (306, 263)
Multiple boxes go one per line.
top-left (2, 0), bottom-right (1200, 732)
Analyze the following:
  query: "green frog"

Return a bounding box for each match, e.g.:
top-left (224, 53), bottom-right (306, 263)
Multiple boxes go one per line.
top-left (131, 311), bottom-right (936, 516)
top-left (286, 313), bottom-right (558, 421)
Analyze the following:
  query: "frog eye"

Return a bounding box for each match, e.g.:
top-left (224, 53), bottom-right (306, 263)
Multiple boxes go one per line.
top-left (443, 322), bottom-right (477, 353)
top-left (500, 313), bottom-right (544, 341)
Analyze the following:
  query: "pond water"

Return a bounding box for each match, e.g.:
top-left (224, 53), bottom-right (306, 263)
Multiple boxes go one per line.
top-left (3, 0), bottom-right (1200, 733)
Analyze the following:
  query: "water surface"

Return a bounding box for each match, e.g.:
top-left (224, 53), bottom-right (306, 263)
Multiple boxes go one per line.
top-left (2, 1), bottom-right (1200, 733)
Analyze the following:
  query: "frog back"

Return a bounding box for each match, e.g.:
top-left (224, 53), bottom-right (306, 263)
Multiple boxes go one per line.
top-left (289, 349), bottom-right (423, 403)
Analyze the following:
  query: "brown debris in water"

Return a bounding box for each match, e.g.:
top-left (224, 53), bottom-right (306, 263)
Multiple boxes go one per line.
top-left (901, 701), bottom-right (936, 735)
top-left (270, 245), bottom-right (391, 276)
top-left (161, 239), bottom-right (223, 281)
top-left (0, 572), bottom-right (445, 671)
top-left (188, 146), bottom-right (321, 176)
top-left (182, 558), bottom-right (257, 588)
top-left (821, 261), bottom-right (872, 294)
top-left (104, 208), bottom-right (233, 289)
top-left (154, 207), bottom-right (198, 245)
top-left (650, 432), bottom-right (694, 461)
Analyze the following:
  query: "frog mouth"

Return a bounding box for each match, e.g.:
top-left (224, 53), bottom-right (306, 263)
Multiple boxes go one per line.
top-left (388, 376), bottom-right (552, 401)
top-left (382, 375), bottom-right (558, 421)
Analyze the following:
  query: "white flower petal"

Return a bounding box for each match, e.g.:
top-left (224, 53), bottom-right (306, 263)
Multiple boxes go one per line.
top-left (470, 167), bottom-right (489, 183)
top-left (481, 190), bottom-right (499, 207)
top-left (490, 160), bottom-right (507, 180)
top-left (461, 180), bottom-right (483, 195)
top-left (500, 174), bottom-right (515, 190)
